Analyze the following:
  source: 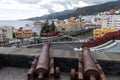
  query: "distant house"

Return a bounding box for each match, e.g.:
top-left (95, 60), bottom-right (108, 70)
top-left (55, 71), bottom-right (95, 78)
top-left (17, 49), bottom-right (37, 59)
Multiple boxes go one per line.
top-left (15, 28), bottom-right (32, 39)
top-left (0, 27), bottom-right (9, 46)
top-left (34, 21), bottom-right (44, 35)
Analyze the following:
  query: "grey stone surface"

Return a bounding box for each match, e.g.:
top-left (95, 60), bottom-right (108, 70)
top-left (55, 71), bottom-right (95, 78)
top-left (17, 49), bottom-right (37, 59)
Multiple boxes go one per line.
top-left (0, 67), bottom-right (28, 80)
top-left (106, 75), bottom-right (120, 80)
top-left (103, 43), bottom-right (120, 53)
top-left (0, 67), bottom-right (120, 80)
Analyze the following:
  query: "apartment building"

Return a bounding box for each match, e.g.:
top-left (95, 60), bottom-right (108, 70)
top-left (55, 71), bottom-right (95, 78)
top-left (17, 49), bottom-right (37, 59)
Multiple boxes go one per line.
top-left (93, 27), bottom-right (115, 39)
top-left (15, 29), bottom-right (32, 39)
top-left (0, 28), bottom-right (9, 46)
top-left (0, 26), bottom-right (14, 40)
top-left (34, 21), bottom-right (44, 35)
top-left (4, 26), bottom-right (13, 40)
top-left (102, 15), bottom-right (120, 30)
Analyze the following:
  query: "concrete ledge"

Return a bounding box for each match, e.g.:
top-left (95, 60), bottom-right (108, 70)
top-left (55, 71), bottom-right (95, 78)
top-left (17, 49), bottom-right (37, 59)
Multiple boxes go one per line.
top-left (54, 57), bottom-right (78, 72)
top-left (98, 60), bottom-right (120, 75)
top-left (0, 53), bottom-right (120, 75)
top-left (0, 54), bottom-right (34, 68)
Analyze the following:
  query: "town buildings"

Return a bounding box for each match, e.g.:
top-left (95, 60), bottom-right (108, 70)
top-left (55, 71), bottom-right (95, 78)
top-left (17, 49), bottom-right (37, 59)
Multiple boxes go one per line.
top-left (93, 27), bottom-right (115, 39)
top-left (56, 17), bottom-right (82, 31)
top-left (92, 9), bottom-right (120, 38)
top-left (102, 15), bottom-right (120, 30)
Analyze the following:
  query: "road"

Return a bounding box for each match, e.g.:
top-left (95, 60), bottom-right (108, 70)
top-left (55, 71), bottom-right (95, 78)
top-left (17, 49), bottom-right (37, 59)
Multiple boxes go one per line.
top-left (41, 28), bottom-right (93, 42)
top-left (25, 42), bottom-right (82, 51)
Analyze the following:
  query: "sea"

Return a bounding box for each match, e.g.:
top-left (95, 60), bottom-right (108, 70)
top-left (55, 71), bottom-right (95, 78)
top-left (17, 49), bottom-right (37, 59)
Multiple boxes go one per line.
top-left (0, 20), bottom-right (34, 29)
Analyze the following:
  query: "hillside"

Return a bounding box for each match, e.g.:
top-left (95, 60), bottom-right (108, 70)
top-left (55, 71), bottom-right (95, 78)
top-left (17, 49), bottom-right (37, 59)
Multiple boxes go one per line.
top-left (26, 0), bottom-right (120, 20)
top-left (73, 0), bottom-right (120, 17)
top-left (26, 9), bottom-right (75, 20)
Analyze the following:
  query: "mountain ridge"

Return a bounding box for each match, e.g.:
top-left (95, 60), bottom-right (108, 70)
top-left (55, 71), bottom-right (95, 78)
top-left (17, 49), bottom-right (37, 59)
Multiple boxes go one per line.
top-left (25, 0), bottom-right (120, 20)
top-left (26, 9), bottom-right (75, 20)
top-left (73, 0), bottom-right (120, 17)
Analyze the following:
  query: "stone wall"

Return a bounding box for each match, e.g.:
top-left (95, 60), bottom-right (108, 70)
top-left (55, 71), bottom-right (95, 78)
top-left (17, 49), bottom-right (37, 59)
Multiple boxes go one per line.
top-left (98, 60), bottom-right (120, 75)
top-left (0, 54), bottom-right (34, 68)
top-left (0, 54), bottom-right (120, 75)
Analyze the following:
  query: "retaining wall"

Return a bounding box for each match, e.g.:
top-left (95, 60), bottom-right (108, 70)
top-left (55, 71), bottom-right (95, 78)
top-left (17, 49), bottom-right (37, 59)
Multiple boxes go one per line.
top-left (0, 54), bottom-right (120, 75)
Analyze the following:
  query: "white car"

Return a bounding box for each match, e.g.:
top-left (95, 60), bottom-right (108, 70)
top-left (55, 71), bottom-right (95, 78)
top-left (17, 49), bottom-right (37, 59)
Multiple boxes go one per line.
top-left (74, 48), bottom-right (82, 51)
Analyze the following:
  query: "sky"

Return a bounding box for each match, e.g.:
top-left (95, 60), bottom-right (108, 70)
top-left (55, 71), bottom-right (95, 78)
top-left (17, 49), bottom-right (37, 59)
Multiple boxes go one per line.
top-left (0, 0), bottom-right (118, 20)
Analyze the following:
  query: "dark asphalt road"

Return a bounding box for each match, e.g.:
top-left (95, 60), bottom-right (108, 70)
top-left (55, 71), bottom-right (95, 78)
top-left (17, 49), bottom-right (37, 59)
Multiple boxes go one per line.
top-left (25, 42), bottom-right (82, 51)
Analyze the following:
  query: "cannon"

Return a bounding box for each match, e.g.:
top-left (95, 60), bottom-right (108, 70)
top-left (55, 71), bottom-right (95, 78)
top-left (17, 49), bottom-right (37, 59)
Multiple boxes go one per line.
top-left (27, 43), bottom-right (61, 80)
top-left (34, 43), bottom-right (50, 79)
top-left (27, 43), bottom-right (51, 80)
top-left (27, 43), bottom-right (105, 80)
top-left (78, 62), bottom-right (83, 80)
top-left (82, 47), bottom-right (100, 80)
top-left (70, 47), bottom-right (105, 80)
top-left (27, 55), bottom-right (39, 80)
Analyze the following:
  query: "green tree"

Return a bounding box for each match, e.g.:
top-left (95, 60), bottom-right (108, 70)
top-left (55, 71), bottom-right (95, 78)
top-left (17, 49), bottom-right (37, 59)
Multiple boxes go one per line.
top-left (12, 32), bottom-right (16, 38)
top-left (61, 28), bottom-right (65, 31)
top-left (50, 21), bottom-right (56, 32)
top-left (32, 32), bottom-right (38, 37)
top-left (41, 20), bottom-right (57, 33)
top-left (41, 20), bottom-right (50, 33)
top-left (32, 32), bottom-right (38, 44)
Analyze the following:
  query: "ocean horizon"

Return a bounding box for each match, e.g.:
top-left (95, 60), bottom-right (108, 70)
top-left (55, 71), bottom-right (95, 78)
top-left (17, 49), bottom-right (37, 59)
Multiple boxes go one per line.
top-left (0, 20), bottom-right (34, 29)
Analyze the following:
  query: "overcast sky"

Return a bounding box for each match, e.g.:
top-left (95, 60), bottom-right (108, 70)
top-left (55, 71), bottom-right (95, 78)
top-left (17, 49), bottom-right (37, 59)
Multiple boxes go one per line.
top-left (0, 0), bottom-right (118, 20)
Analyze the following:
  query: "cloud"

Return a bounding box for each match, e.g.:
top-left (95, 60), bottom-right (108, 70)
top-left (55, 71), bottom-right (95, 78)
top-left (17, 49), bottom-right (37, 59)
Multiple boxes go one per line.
top-left (52, 0), bottom-right (72, 9)
top-left (40, 4), bottom-right (56, 13)
top-left (82, 0), bottom-right (118, 4)
top-left (15, 0), bottom-right (118, 6)
top-left (6, 0), bottom-right (117, 11)
top-left (16, 0), bottom-right (41, 4)
top-left (39, 0), bottom-right (90, 13)
top-left (0, 0), bottom-right (118, 20)
top-left (8, 0), bottom-right (118, 6)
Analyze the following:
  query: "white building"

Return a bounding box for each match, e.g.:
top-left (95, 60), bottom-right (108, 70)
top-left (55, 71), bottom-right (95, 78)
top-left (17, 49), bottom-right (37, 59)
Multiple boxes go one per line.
top-left (102, 15), bottom-right (120, 30)
top-left (0, 26), bottom-right (13, 40)
top-left (5, 26), bottom-right (13, 40)
top-left (0, 28), bottom-right (6, 39)
top-left (33, 21), bottom-right (44, 35)
top-left (81, 15), bottom-right (102, 26)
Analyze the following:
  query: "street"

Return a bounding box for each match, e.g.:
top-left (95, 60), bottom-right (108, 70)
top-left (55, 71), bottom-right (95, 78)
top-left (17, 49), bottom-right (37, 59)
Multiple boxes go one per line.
top-left (25, 42), bottom-right (82, 51)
